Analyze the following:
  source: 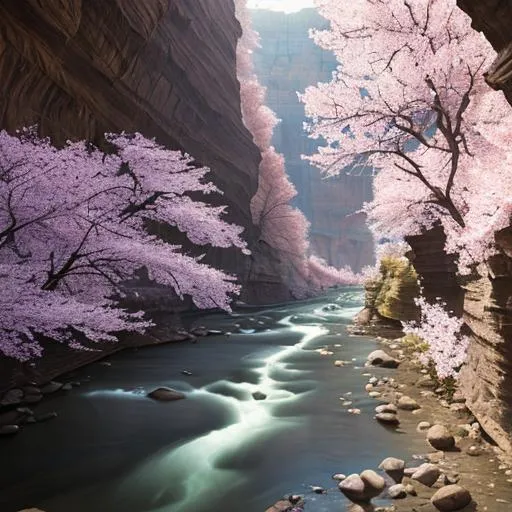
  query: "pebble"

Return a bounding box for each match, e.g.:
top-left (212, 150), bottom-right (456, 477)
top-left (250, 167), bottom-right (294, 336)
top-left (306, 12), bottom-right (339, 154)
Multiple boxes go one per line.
top-left (348, 408), bottom-right (361, 415)
top-left (369, 391), bottom-right (382, 398)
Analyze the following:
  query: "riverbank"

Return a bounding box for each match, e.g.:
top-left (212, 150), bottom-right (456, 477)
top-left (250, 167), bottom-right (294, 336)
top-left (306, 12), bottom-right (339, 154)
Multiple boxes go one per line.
top-left (344, 333), bottom-right (512, 511)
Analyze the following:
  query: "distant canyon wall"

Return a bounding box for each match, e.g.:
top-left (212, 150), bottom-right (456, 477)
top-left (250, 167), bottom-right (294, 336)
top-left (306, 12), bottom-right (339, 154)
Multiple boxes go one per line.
top-left (251, 8), bottom-right (374, 272)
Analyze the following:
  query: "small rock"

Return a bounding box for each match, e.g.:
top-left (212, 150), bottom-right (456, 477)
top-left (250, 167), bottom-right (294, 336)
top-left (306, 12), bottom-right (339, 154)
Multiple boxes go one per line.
top-left (411, 463), bottom-right (441, 487)
top-left (35, 412), bottom-right (58, 423)
top-left (449, 403), bottom-right (468, 415)
top-left (332, 473), bottom-right (347, 481)
top-left (0, 388), bottom-right (23, 406)
top-left (0, 424), bottom-right (20, 435)
top-left (369, 377), bottom-right (379, 385)
top-left (41, 381), bottom-right (63, 394)
top-left (467, 445), bottom-right (481, 456)
top-left (404, 467), bottom-right (419, 477)
top-left (0, 410), bottom-right (20, 426)
top-left (61, 383), bottom-right (73, 391)
top-left (265, 499), bottom-right (294, 512)
top-left (427, 425), bottom-right (456, 451)
top-left (147, 387), bottom-right (186, 401)
top-left (360, 469), bottom-right (386, 500)
top-left (451, 390), bottom-right (466, 403)
top-left (404, 483), bottom-right (417, 496)
top-left (443, 473), bottom-right (460, 485)
top-left (367, 350), bottom-right (400, 368)
top-left (252, 391), bottom-right (267, 401)
top-left (417, 421), bottom-right (431, 431)
top-left (23, 386), bottom-right (40, 395)
top-left (369, 391), bottom-right (382, 398)
top-left (348, 408), bottom-right (361, 415)
top-left (375, 404), bottom-right (397, 414)
top-left (416, 375), bottom-right (436, 389)
top-left (427, 451), bottom-right (445, 463)
top-left (397, 396), bottom-right (420, 411)
top-left (181, 370), bottom-right (193, 376)
top-left (431, 485), bottom-right (471, 511)
top-left (334, 360), bottom-right (345, 367)
top-left (365, 384), bottom-right (374, 392)
top-left (24, 394), bottom-right (43, 404)
top-left (378, 457), bottom-right (405, 483)
top-left (339, 474), bottom-right (367, 502)
top-left (388, 484), bottom-right (407, 499)
top-left (375, 413), bottom-right (400, 425)
top-left (310, 486), bottom-right (326, 494)
top-left (190, 326), bottom-right (209, 336)
top-left (288, 495), bottom-right (303, 505)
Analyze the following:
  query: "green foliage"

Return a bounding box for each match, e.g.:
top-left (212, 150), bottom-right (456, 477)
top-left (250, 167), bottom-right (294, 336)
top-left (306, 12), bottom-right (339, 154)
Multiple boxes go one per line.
top-left (373, 256), bottom-right (420, 321)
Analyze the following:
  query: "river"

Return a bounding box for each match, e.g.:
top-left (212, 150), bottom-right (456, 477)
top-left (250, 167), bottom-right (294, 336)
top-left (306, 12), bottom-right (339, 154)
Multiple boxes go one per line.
top-left (0, 288), bottom-right (424, 512)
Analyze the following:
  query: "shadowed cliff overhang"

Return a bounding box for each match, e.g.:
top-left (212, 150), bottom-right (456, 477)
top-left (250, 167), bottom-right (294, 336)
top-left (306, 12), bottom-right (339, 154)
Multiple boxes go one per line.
top-left (0, 0), bottom-right (260, 238)
top-left (457, 0), bottom-right (512, 103)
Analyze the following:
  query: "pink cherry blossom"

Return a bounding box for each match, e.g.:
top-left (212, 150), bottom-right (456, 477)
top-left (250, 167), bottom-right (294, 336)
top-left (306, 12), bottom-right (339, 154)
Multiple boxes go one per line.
top-left (301, 0), bottom-right (512, 275)
top-left (0, 130), bottom-right (247, 360)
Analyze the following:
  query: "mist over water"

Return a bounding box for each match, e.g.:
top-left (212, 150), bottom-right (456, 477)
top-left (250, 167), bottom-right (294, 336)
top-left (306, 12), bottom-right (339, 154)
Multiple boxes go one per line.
top-left (0, 289), bottom-right (423, 512)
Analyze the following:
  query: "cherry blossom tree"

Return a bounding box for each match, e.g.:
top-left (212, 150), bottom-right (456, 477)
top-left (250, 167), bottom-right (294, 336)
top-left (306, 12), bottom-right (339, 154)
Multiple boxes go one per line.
top-left (403, 297), bottom-right (469, 380)
top-left (0, 130), bottom-right (247, 360)
top-left (301, 0), bottom-right (512, 274)
top-left (236, 0), bottom-right (360, 295)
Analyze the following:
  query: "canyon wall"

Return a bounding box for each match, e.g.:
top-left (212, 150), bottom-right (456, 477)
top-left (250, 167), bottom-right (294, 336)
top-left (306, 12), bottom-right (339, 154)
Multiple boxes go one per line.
top-left (0, 0), bottom-right (267, 294)
top-left (454, 0), bottom-right (512, 454)
top-left (251, 8), bottom-right (374, 272)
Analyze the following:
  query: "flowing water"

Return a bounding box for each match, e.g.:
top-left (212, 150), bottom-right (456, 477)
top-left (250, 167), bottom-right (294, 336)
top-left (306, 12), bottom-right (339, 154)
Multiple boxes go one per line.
top-left (0, 288), bottom-right (423, 512)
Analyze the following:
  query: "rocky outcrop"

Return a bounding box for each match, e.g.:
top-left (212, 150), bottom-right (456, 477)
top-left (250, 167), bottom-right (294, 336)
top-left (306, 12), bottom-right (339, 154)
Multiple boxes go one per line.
top-left (405, 225), bottom-right (512, 454)
top-left (354, 254), bottom-right (419, 330)
top-left (0, 0), bottom-right (261, 281)
top-left (405, 226), bottom-right (464, 316)
top-left (459, 228), bottom-right (512, 454)
top-left (251, 8), bottom-right (374, 272)
top-left (457, 0), bottom-right (512, 103)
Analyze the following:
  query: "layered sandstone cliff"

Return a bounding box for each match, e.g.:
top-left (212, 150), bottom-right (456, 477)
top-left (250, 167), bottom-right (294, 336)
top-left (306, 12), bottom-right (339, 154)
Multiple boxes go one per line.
top-left (0, 0), bottom-right (261, 284)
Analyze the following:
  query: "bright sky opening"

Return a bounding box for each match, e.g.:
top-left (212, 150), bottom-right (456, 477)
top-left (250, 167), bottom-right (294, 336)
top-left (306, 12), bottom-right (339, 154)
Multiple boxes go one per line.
top-left (247, 0), bottom-right (316, 13)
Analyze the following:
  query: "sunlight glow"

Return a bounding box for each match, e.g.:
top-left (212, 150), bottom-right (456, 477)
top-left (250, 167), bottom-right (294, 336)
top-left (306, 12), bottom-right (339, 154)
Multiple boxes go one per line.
top-left (247, 0), bottom-right (316, 13)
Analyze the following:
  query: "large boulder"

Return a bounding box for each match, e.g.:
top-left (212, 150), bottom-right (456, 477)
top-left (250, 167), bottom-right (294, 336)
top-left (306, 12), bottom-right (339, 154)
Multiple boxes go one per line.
top-left (431, 485), bottom-right (472, 511)
top-left (411, 463), bottom-right (441, 487)
top-left (147, 387), bottom-right (185, 402)
top-left (367, 350), bottom-right (400, 368)
top-left (378, 457), bottom-right (405, 483)
top-left (427, 425), bottom-right (456, 451)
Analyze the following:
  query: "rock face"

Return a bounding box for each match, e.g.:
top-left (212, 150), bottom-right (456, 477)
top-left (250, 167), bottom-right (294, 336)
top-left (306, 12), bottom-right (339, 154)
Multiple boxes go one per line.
top-left (457, 0), bottom-right (512, 103)
top-left (458, 228), bottom-right (512, 455)
top-left (405, 226), bottom-right (464, 316)
top-left (406, 224), bottom-right (512, 455)
top-left (251, 8), bottom-right (374, 272)
top-left (0, 0), bottom-right (264, 294)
